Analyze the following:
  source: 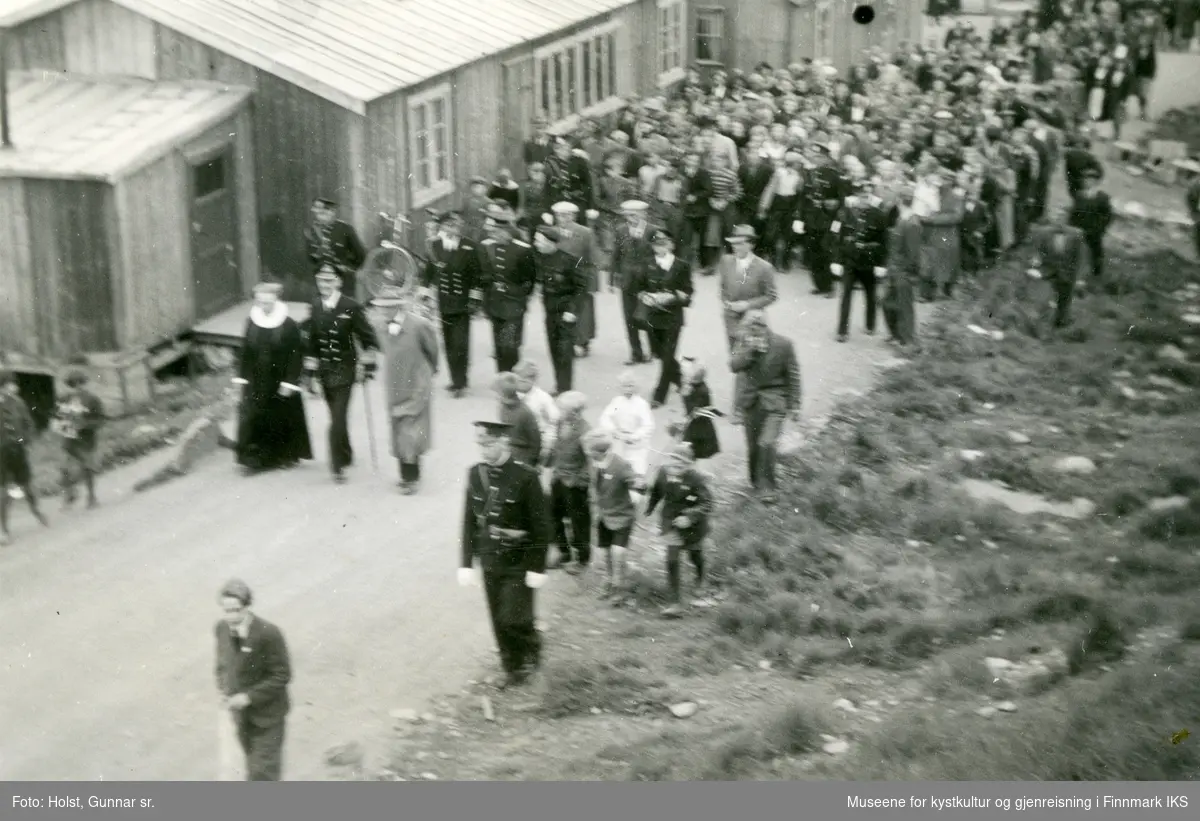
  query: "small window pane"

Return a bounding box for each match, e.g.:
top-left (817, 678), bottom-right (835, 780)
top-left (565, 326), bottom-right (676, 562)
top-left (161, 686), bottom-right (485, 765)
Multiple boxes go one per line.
top-left (567, 48), bottom-right (577, 114)
top-left (553, 52), bottom-right (564, 119)
top-left (582, 41), bottom-right (593, 107)
top-left (606, 34), bottom-right (617, 96)
top-left (540, 57), bottom-right (551, 118)
top-left (194, 156), bottom-right (226, 198)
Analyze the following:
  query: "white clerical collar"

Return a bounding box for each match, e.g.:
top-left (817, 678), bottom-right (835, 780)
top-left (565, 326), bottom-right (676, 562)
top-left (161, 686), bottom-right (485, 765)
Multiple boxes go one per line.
top-left (249, 302), bottom-right (289, 329)
top-left (442, 236), bottom-right (459, 250)
top-left (322, 293), bottom-right (341, 311)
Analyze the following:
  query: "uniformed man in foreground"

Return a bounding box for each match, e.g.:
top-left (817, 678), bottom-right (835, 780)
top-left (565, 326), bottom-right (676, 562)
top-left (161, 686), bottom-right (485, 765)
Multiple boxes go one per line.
top-left (304, 265), bottom-right (380, 483)
top-left (459, 420), bottom-right (552, 689)
top-left (421, 211), bottom-right (482, 397)
top-left (477, 204), bottom-right (536, 374)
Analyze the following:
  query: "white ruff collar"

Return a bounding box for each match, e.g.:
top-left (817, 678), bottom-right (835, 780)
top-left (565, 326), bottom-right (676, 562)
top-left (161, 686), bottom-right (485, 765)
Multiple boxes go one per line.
top-left (249, 303), bottom-right (289, 329)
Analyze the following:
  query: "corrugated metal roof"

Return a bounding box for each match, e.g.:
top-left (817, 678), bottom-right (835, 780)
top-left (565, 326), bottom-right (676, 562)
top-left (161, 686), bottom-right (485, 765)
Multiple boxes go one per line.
top-left (114, 0), bottom-right (637, 111)
top-left (0, 72), bottom-right (252, 181)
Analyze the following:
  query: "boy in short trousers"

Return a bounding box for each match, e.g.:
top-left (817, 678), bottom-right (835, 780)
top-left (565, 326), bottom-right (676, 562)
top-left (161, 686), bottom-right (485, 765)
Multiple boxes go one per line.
top-left (584, 430), bottom-right (639, 599)
top-left (644, 442), bottom-right (714, 618)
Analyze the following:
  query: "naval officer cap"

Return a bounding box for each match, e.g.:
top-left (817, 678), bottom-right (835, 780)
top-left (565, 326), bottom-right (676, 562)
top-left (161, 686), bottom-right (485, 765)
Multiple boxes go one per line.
top-left (252, 280), bottom-right (285, 297)
top-left (620, 200), bottom-right (650, 213)
top-left (550, 201), bottom-right (580, 215)
top-left (474, 420), bottom-right (514, 437)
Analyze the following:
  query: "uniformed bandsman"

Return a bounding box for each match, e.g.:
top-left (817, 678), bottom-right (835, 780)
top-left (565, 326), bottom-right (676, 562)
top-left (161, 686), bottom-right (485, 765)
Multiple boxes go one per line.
top-left (550, 201), bottom-right (601, 358)
top-left (459, 420), bottom-right (552, 690)
top-left (421, 211), bottom-right (482, 398)
top-left (304, 265), bottom-right (380, 483)
top-left (610, 200), bottom-right (659, 366)
top-left (545, 137), bottom-right (597, 223)
top-left (830, 179), bottom-right (893, 343)
top-left (477, 205), bottom-right (536, 374)
top-left (304, 196), bottom-right (367, 301)
top-left (801, 145), bottom-right (848, 297)
top-left (532, 225), bottom-right (588, 396)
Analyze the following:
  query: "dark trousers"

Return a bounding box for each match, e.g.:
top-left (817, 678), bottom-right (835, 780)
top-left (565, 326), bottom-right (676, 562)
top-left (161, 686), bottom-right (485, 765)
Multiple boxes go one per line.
top-left (550, 480), bottom-right (592, 565)
top-left (837, 266), bottom-right (878, 337)
top-left (1084, 232), bottom-right (1105, 280)
top-left (621, 289), bottom-right (650, 362)
top-left (400, 460), bottom-right (421, 483)
top-left (682, 216), bottom-right (707, 268)
top-left (766, 197), bottom-right (800, 269)
top-left (647, 322), bottom-right (683, 404)
top-left (441, 313), bottom-right (471, 389)
top-left (666, 540), bottom-right (706, 603)
top-left (0, 444), bottom-right (43, 535)
top-left (1052, 276), bottom-right (1076, 328)
top-left (808, 240), bottom-right (834, 294)
top-left (545, 311), bottom-right (575, 393)
top-left (491, 315), bottom-right (524, 374)
top-left (322, 383), bottom-right (354, 473)
top-left (744, 407), bottom-right (786, 490)
top-left (482, 569), bottom-right (541, 674)
top-left (1194, 222), bottom-right (1200, 259)
top-left (235, 717), bottom-right (285, 781)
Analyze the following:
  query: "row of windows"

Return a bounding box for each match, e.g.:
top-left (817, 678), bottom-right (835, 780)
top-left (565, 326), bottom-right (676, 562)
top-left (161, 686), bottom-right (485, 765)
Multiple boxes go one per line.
top-left (407, 1), bottom-right (729, 205)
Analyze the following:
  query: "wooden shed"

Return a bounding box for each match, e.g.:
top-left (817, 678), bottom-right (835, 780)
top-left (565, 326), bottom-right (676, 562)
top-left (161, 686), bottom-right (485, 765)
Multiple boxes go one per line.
top-left (0, 70), bottom-right (257, 410)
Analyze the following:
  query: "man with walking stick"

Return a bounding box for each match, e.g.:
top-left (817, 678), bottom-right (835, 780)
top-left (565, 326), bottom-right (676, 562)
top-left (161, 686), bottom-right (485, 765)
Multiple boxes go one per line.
top-left (304, 265), bottom-right (380, 483)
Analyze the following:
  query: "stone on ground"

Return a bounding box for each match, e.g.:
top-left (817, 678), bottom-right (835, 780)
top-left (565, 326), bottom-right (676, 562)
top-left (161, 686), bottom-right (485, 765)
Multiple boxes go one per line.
top-left (1006, 431), bottom-right (1032, 445)
top-left (1149, 496), bottom-right (1190, 512)
top-left (1053, 455), bottom-right (1097, 475)
top-left (668, 702), bottom-right (698, 719)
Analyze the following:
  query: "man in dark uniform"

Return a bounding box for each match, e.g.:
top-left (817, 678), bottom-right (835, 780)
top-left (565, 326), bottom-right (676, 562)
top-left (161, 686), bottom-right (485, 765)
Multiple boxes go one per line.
top-left (532, 224), bottom-right (588, 395)
top-left (459, 420), bottom-right (552, 689)
top-left (831, 179), bottom-right (893, 343)
top-left (421, 211), bottom-right (482, 398)
top-left (801, 145), bottom-right (847, 297)
top-left (1067, 168), bottom-right (1113, 285)
top-left (545, 136), bottom-right (596, 225)
top-left (477, 205), bottom-right (536, 374)
top-left (304, 265), bottom-right (380, 483)
top-left (304, 197), bottom-right (366, 301)
top-left (1029, 217), bottom-right (1086, 330)
top-left (610, 200), bottom-right (659, 366)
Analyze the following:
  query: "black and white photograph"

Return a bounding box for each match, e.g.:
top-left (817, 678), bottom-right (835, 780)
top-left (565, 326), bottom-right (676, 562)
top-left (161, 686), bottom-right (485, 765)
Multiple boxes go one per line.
top-left (3, 0), bottom-right (1200, 793)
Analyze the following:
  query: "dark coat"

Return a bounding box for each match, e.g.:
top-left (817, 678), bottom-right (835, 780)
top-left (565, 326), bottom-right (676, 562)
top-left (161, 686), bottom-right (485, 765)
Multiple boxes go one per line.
top-left (499, 401), bottom-right (543, 467)
top-left (236, 315), bottom-right (313, 467)
top-left (830, 201), bottom-right (892, 270)
top-left (461, 456), bottom-right (552, 573)
top-left (1033, 226), bottom-right (1086, 286)
top-left (610, 222), bottom-right (660, 291)
top-left (305, 220), bottom-right (366, 296)
top-left (519, 180), bottom-right (553, 232)
top-left (536, 249), bottom-right (588, 317)
top-left (644, 466), bottom-right (714, 543)
top-left (628, 256), bottom-right (694, 330)
top-left (214, 616), bottom-right (292, 729)
top-left (680, 167), bottom-right (714, 221)
top-left (421, 238), bottom-right (482, 316)
top-left (305, 294), bottom-right (380, 389)
top-left (730, 331), bottom-right (802, 415)
top-left (478, 236), bottom-right (536, 321)
top-left (546, 154), bottom-right (596, 212)
top-left (680, 380), bottom-right (721, 460)
top-left (1069, 190), bottom-right (1114, 238)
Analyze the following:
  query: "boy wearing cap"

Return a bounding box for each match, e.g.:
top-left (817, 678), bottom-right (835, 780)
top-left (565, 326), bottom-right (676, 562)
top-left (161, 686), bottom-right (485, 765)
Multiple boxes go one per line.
top-left (214, 579), bottom-right (292, 780)
top-left (234, 282), bottom-right (312, 475)
top-left (551, 202), bottom-right (601, 356)
top-left (422, 211), bottom-right (483, 396)
top-left (460, 420), bottom-right (552, 689)
top-left (584, 430), bottom-right (639, 597)
top-left (532, 225), bottom-right (587, 395)
top-left (52, 361), bottom-right (105, 508)
top-left (644, 442), bottom-right (714, 618)
top-left (548, 392), bottom-right (592, 574)
top-left (0, 369), bottom-right (47, 544)
top-left (306, 266), bottom-right (380, 483)
top-left (478, 209), bottom-right (536, 373)
top-left (830, 179), bottom-right (892, 343)
top-left (305, 197), bottom-right (366, 301)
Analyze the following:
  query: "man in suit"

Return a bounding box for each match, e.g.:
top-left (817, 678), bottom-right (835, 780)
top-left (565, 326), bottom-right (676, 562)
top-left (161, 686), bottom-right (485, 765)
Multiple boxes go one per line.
top-left (730, 310), bottom-right (802, 505)
top-left (478, 206), bottom-right (536, 374)
top-left (679, 151), bottom-right (714, 271)
top-left (214, 579), bottom-right (291, 781)
top-left (545, 137), bottom-right (596, 223)
top-left (551, 202), bottom-right (601, 357)
top-left (421, 211), bottom-right (483, 397)
top-left (611, 200), bottom-right (659, 366)
top-left (304, 265), bottom-right (380, 483)
top-left (631, 229), bottom-right (694, 408)
top-left (304, 197), bottom-right (366, 301)
top-left (739, 150), bottom-right (775, 255)
top-left (533, 225), bottom-right (588, 395)
top-left (882, 185), bottom-right (921, 348)
top-left (459, 420), bottom-right (552, 689)
top-left (1029, 217), bottom-right (1086, 330)
top-left (718, 225), bottom-right (779, 352)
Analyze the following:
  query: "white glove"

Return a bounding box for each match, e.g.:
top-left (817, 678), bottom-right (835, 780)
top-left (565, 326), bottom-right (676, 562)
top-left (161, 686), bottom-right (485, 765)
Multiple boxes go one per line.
top-left (792, 220), bottom-right (805, 234)
top-left (1027, 269), bottom-right (1043, 280)
top-left (542, 212), bottom-right (554, 225)
top-left (585, 209), bottom-right (600, 221)
top-left (457, 567), bottom-right (479, 587)
top-left (525, 572), bottom-right (548, 589)
top-left (874, 266), bottom-right (887, 278)
top-left (830, 263), bottom-right (844, 277)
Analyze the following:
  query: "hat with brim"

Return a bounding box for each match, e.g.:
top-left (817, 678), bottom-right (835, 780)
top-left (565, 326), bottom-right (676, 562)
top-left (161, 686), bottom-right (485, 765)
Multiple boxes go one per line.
top-left (650, 229), bottom-right (675, 245)
top-left (314, 196), bottom-right (337, 208)
top-left (551, 201), bottom-right (580, 216)
top-left (726, 224), bottom-right (758, 242)
top-left (933, 110), bottom-right (955, 121)
top-left (315, 266), bottom-right (342, 281)
top-left (437, 210), bottom-right (464, 225)
top-left (474, 420), bottom-right (514, 437)
top-left (470, 175), bottom-right (489, 187)
top-left (620, 200), bottom-right (650, 213)
top-left (252, 281), bottom-right (284, 297)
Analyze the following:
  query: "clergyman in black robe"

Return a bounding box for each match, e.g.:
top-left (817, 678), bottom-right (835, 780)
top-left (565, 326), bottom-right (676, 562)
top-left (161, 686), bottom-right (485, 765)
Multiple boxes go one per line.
top-left (232, 283), bottom-right (313, 472)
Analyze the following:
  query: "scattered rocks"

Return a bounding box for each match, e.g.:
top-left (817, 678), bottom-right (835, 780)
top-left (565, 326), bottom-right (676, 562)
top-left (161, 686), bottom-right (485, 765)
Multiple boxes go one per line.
top-left (590, 707), bottom-right (603, 715)
top-left (865, 699), bottom-right (882, 709)
top-left (668, 702), bottom-right (698, 719)
top-left (960, 479), bottom-right (1095, 520)
top-left (822, 739), bottom-right (851, 755)
top-left (833, 698), bottom-right (858, 713)
top-left (976, 706), bottom-right (998, 718)
top-left (1158, 344), bottom-right (1189, 363)
top-left (1006, 431), bottom-right (1032, 445)
top-left (959, 449), bottom-right (986, 462)
top-left (983, 648), bottom-right (1068, 694)
top-left (420, 713), bottom-right (436, 723)
top-left (997, 701), bottom-right (1018, 713)
top-left (1149, 496), bottom-right (1190, 513)
top-left (480, 697), bottom-right (495, 722)
top-left (324, 742), bottom-right (364, 769)
top-left (1182, 313), bottom-right (1200, 326)
top-left (757, 660), bottom-right (773, 671)
top-left (1119, 385), bottom-right (1139, 400)
top-left (1111, 370), bottom-right (1134, 379)
top-left (1147, 375), bottom-right (1186, 392)
top-left (1054, 455), bottom-right (1097, 475)
top-left (420, 772), bottom-right (439, 781)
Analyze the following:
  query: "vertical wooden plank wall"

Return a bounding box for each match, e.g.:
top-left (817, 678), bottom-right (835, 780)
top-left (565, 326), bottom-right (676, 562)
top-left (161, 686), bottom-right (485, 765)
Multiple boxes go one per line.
top-left (454, 59), bottom-right (504, 181)
top-left (733, 0), bottom-right (790, 71)
top-left (60, 0), bottom-right (157, 78)
top-left (500, 56), bottom-right (535, 174)
top-left (362, 92), bottom-right (406, 246)
top-left (0, 180), bottom-right (38, 357)
top-left (6, 14), bottom-right (66, 71)
top-left (231, 105), bottom-right (261, 295)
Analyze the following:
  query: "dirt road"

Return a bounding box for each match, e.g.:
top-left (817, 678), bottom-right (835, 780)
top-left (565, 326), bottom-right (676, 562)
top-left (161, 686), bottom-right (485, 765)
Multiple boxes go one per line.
top-left (0, 270), bottom-right (915, 781)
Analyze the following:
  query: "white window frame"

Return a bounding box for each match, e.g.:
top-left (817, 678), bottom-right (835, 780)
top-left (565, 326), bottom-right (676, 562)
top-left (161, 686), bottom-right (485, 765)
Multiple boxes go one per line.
top-left (814, 1), bottom-right (832, 62)
top-left (694, 7), bottom-right (725, 64)
top-left (408, 82), bottom-right (454, 209)
top-left (535, 21), bottom-right (627, 134)
top-left (657, 0), bottom-right (687, 87)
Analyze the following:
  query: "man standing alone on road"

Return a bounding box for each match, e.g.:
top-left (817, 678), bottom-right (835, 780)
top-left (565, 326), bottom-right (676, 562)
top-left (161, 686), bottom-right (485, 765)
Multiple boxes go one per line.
top-left (459, 421), bottom-right (552, 690)
top-left (214, 579), bottom-right (292, 781)
top-left (730, 311), bottom-right (802, 505)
